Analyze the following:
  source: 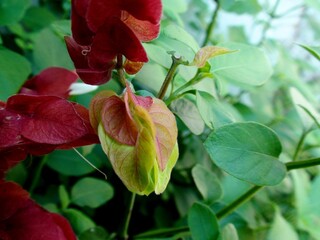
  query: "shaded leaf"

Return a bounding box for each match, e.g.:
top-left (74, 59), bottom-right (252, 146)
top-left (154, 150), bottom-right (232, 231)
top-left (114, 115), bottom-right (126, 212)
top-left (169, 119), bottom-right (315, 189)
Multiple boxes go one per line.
top-left (171, 98), bottom-right (205, 135)
top-left (0, 0), bottom-right (30, 25)
top-left (59, 185), bottom-right (70, 210)
top-left (196, 91), bottom-right (236, 129)
top-left (71, 177), bottom-right (114, 208)
top-left (0, 47), bottom-right (31, 101)
top-left (47, 148), bottom-right (103, 176)
top-left (221, 224), bottom-right (239, 240)
top-left (267, 207), bottom-right (299, 240)
top-left (79, 227), bottom-right (109, 240)
top-left (192, 164), bottom-right (223, 204)
top-left (33, 27), bottom-right (73, 72)
top-left (188, 202), bottom-right (220, 240)
top-left (63, 208), bottom-right (95, 235)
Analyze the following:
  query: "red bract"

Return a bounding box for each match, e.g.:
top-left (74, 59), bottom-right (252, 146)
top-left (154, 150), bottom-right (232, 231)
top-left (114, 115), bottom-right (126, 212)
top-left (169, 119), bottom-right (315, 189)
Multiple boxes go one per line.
top-left (0, 181), bottom-right (76, 240)
top-left (20, 67), bottom-right (78, 98)
top-left (65, 0), bottom-right (162, 85)
top-left (0, 94), bottom-right (99, 176)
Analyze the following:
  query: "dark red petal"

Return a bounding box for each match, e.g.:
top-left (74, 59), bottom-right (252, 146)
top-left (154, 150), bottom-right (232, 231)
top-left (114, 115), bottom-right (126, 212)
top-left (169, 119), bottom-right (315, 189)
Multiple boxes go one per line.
top-left (51, 213), bottom-right (77, 240)
top-left (101, 95), bottom-right (138, 146)
top-left (0, 181), bottom-right (29, 220)
top-left (0, 107), bottom-right (23, 148)
top-left (65, 36), bottom-right (113, 85)
top-left (90, 18), bottom-right (148, 68)
top-left (122, 0), bottom-right (162, 24)
top-left (86, 0), bottom-right (121, 32)
top-left (71, 0), bottom-right (93, 45)
top-left (0, 148), bottom-right (27, 179)
top-left (123, 14), bottom-right (160, 42)
top-left (6, 95), bottom-right (90, 145)
top-left (65, 36), bottom-right (90, 70)
top-left (20, 67), bottom-right (78, 98)
top-left (0, 181), bottom-right (76, 240)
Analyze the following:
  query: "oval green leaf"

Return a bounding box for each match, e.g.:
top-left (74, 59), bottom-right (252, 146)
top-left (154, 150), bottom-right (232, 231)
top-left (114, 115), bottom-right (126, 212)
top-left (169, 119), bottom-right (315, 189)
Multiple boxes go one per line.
top-left (192, 164), bottom-right (223, 204)
top-left (188, 202), bottom-right (220, 240)
top-left (171, 98), bottom-right (205, 135)
top-left (209, 42), bottom-right (273, 86)
top-left (196, 91), bottom-right (236, 129)
top-left (79, 226), bottom-right (109, 240)
top-left (0, 47), bottom-right (31, 101)
top-left (46, 148), bottom-right (103, 176)
top-left (204, 122), bottom-right (286, 186)
top-left (0, 0), bottom-right (30, 25)
top-left (63, 208), bottom-right (95, 235)
top-left (71, 177), bottom-right (114, 208)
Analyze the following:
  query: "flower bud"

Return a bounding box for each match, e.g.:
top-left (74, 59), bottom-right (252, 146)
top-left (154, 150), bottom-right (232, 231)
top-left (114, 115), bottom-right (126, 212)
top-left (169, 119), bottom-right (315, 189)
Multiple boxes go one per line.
top-left (90, 85), bottom-right (178, 195)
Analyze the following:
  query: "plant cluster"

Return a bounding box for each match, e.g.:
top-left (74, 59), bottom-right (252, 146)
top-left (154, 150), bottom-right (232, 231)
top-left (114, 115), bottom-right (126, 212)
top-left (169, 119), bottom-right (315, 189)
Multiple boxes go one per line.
top-left (0, 0), bottom-right (320, 239)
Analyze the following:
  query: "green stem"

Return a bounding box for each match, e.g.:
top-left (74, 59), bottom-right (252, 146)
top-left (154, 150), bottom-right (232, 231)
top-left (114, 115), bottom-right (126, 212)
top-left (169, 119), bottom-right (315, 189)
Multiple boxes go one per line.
top-left (202, 0), bottom-right (220, 47)
top-left (29, 156), bottom-right (48, 195)
top-left (258, 0), bottom-right (281, 45)
top-left (157, 54), bottom-right (186, 100)
top-left (216, 156), bottom-right (320, 220)
top-left (292, 130), bottom-right (310, 161)
top-left (286, 157), bottom-right (320, 171)
top-left (133, 156), bottom-right (320, 238)
top-left (165, 72), bottom-right (213, 105)
top-left (119, 192), bottom-right (136, 240)
top-left (216, 185), bottom-right (263, 219)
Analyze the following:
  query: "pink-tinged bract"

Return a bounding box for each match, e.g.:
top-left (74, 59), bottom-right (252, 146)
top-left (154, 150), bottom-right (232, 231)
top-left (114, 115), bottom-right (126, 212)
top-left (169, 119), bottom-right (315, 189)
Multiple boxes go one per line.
top-left (89, 85), bottom-right (178, 195)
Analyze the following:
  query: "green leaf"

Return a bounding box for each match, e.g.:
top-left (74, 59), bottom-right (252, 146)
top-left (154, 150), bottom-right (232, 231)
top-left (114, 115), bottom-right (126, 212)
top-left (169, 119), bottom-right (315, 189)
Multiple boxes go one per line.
top-left (22, 6), bottom-right (56, 31)
top-left (191, 46), bottom-right (236, 68)
top-left (220, 0), bottom-right (261, 15)
top-left (0, 47), bottom-right (31, 101)
top-left (290, 87), bottom-right (320, 129)
top-left (161, 23), bottom-right (199, 53)
top-left (188, 202), bottom-right (220, 240)
top-left (59, 185), bottom-right (70, 209)
top-left (305, 0), bottom-right (320, 11)
top-left (299, 44), bottom-right (320, 61)
top-left (143, 43), bottom-right (172, 69)
top-left (71, 177), bottom-right (114, 208)
top-left (63, 208), bottom-right (95, 235)
top-left (196, 91), bottom-right (236, 129)
top-left (32, 27), bottom-right (73, 72)
top-left (171, 98), bottom-right (205, 135)
top-left (204, 122), bottom-right (286, 186)
top-left (267, 207), bottom-right (299, 240)
top-left (209, 42), bottom-right (273, 86)
top-left (46, 148), bottom-right (103, 176)
top-left (191, 164), bottom-right (223, 204)
top-left (221, 224), bottom-right (239, 240)
top-left (162, 0), bottom-right (188, 13)
top-left (5, 163), bottom-right (27, 186)
top-left (0, 0), bottom-right (30, 25)
top-left (79, 227), bottom-right (109, 240)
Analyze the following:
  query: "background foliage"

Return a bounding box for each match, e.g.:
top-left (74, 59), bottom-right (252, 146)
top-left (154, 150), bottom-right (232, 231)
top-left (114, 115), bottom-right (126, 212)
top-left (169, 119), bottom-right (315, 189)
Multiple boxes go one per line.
top-left (1, 0), bottom-right (320, 239)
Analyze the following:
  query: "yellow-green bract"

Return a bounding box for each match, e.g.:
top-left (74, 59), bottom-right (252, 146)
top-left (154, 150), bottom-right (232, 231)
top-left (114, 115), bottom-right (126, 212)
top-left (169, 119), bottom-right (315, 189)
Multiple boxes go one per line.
top-left (90, 85), bottom-right (178, 195)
